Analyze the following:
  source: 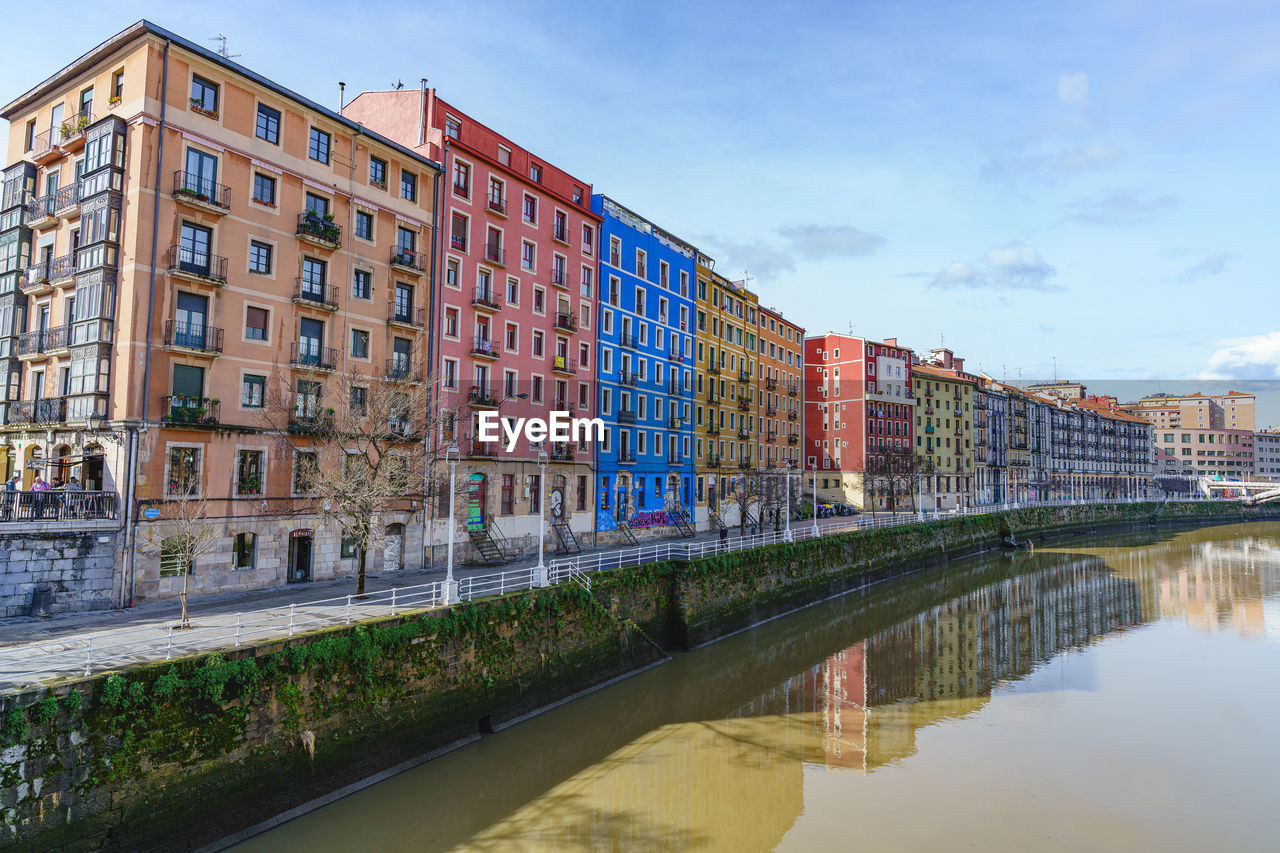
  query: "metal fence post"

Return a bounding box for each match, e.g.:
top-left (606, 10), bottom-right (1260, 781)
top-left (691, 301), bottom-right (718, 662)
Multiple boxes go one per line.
top-left (235, 613), bottom-right (242, 647)
top-left (166, 625), bottom-right (173, 660)
top-left (84, 636), bottom-right (93, 677)
top-left (346, 594), bottom-right (353, 624)
top-left (391, 588), bottom-right (397, 617)
top-left (289, 604), bottom-right (295, 637)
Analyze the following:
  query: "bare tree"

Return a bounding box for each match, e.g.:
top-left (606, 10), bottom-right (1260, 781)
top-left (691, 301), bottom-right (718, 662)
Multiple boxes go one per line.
top-left (140, 470), bottom-right (220, 628)
top-left (261, 355), bottom-right (457, 596)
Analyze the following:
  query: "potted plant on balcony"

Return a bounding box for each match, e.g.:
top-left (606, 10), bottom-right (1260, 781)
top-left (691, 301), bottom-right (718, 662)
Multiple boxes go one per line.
top-left (108, 95), bottom-right (122, 107)
top-left (189, 98), bottom-right (218, 119)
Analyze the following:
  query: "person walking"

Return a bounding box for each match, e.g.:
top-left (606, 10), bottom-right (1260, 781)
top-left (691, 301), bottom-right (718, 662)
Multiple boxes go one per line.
top-left (64, 476), bottom-right (82, 518)
top-left (31, 476), bottom-right (50, 519)
top-left (2, 473), bottom-right (18, 521)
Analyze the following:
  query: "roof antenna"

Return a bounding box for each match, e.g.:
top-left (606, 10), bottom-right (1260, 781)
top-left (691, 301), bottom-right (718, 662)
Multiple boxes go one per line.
top-left (394, 79), bottom-right (404, 90)
top-left (209, 35), bottom-right (240, 60)
top-left (338, 81), bottom-right (346, 115)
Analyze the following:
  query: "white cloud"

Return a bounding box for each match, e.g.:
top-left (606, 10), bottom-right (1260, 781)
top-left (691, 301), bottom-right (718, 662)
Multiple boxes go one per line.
top-left (1058, 71), bottom-right (1090, 105)
top-left (928, 242), bottom-right (1061, 291)
top-left (1199, 332), bottom-right (1280, 379)
top-left (981, 140), bottom-right (1123, 185)
top-left (777, 224), bottom-right (885, 258)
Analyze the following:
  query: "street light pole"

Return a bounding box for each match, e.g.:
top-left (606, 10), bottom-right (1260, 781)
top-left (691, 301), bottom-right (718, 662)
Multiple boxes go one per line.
top-left (811, 466), bottom-right (819, 535)
top-left (445, 445), bottom-right (459, 604)
top-left (784, 465), bottom-right (792, 541)
top-left (535, 449), bottom-right (549, 586)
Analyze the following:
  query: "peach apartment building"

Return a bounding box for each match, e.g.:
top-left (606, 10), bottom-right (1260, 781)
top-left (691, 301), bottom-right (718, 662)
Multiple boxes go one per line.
top-left (0, 21), bottom-right (440, 602)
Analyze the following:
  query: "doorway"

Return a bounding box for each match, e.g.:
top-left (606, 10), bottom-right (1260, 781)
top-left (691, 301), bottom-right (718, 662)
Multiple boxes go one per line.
top-left (384, 523), bottom-right (404, 571)
top-left (288, 534), bottom-right (313, 583)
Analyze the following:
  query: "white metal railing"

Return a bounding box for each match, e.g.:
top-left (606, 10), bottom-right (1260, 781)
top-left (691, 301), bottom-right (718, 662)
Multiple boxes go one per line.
top-left (0, 494), bottom-right (1231, 690)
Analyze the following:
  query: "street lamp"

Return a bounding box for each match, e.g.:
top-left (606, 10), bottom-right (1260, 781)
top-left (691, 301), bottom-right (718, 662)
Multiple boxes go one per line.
top-left (784, 464), bottom-right (793, 541)
top-left (535, 449), bottom-right (549, 587)
top-left (445, 444), bottom-right (460, 604)
top-left (811, 466), bottom-right (819, 536)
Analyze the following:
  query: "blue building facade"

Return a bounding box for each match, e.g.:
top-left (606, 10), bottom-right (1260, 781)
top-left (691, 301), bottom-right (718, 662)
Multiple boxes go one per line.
top-left (591, 195), bottom-right (697, 535)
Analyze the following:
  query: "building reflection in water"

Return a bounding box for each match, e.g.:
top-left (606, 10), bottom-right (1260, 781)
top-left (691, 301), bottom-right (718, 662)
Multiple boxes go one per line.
top-left (725, 554), bottom-right (1145, 776)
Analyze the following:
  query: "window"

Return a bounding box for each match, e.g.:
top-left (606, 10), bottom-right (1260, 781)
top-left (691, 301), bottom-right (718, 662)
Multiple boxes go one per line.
top-left (252, 172), bottom-right (276, 206)
top-left (369, 156), bottom-right (387, 187)
top-left (80, 87), bottom-right (94, 118)
top-left (529, 474), bottom-right (542, 512)
top-left (242, 373), bottom-right (265, 406)
top-left (159, 538), bottom-right (192, 577)
top-left (583, 225), bottom-right (594, 256)
top-left (248, 241), bottom-right (272, 274)
top-left (507, 278), bottom-right (519, 305)
top-left (190, 75), bottom-right (218, 115)
top-left (112, 69), bottom-right (125, 100)
top-left (444, 307), bottom-right (458, 337)
top-left (497, 144), bottom-right (511, 166)
top-left (522, 241), bottom-right (536, 270)
top-left (353, 268), bottom-right (371, 300)
top-left (530, 163), bottom-right (542, 183)
top-left (23, 120), bottom-right (35, 152)
top-left (401, 170), bottom-right (417, 201)
top-left (581, 265), bottom-right (593, 297)
top-left (293, 450), bottom-right (318, 494)
top-left (341, 537), bottom-right (358, 559)
top-left (533, 287), bottom-right (545, 313)
top-left (532, 330), bottom-right (544, 357)
top-left (450, 212), bottom-right (468, 251)
top-left (397, 226), bottom-right (416, 254)
top-left (445, 116), bottom-right (461, 139)
top-left (305, 192), bottom-right (329, 216)
top-left (446, 258), bottom-right (460, 287)
top-left (553, 210), bottom-right (568, 242)
top-left (245, 308), bottom-right (269, 342)
top-left (231, 532), bottom-right (256, 571)
top-left (167, 446), bottom-right (201, 496)
top-left (351, 328), bottom-right (369, 359)
top-left (350, 385), bottom-right (367, 414)
top-left (308, 127), bottom-right (331, 164)
top-left (256, 104), bottom-right (281, 144)
top-left (453, 161), bottom-right (470, 196)
top-left (501, 474), bottom-right (514, 515)
top-left (354, 210), bottom-right (373, 240)
top-left (532, 376), bottom-right (543, 402)
top-left (237, 451), bottom-right (264, 496)
top-left (573, 185), bottom-right (584, 205)
top-left (523, 194), bottom-right (537, 223)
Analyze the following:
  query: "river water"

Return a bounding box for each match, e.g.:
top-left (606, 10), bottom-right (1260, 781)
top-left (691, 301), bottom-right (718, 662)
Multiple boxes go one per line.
top-left (234, 521), bottom-right (1280, 852)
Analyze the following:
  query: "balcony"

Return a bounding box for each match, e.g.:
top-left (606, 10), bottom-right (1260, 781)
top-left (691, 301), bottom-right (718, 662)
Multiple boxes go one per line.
top-left (52, 182), bottom-right (81, 218)
top-left (765, 377), bottom-right (777, 391)
top-left (289, 342), bottom-right (337, 371)
top-left (668, 415), bottom-right (684, 429)
top-left (450, 234), bottom-right (467, 252)
top-left (472, 286), bottom-right (501, 312)
top-left (168, 246), bottom-right (228, 287)
top-left (297, 211), bottom-right (342, 249)
top-left (766, 404), bottom-right (777, 416)
top-left (0, 490), bottom-right (119, 523)
top-left (708, 363), bottom-right (721, 376)
top-left (172, 170), bottom-right (231, 214)
top-left (9, 397), bottom-right (67, 425)
top-left (27, 127), bottom-right (62, 165)
top-left (468, 385), bottom-right (500, 408)
top-left (787, 433), bottom-right (799, 445)
top-left (384, 359), bottom-right (422, 383)
top-left (737, 399), bottom-right (750, 411)
top-left (390, 248), bottom-right (426, 275)
top-left (735, 426), bottom-right (749, 439)
top-left (470, 335), bottom-right (499, 359)
top-left (57, 111), bottom-right (92, 152)
top-left (669, 379), bottom-right (685, 395)
top-left (163, 320), bottom-right (223, 355)
top-left (618, 409), bottom-right (636, 425)
top-left (486, 194), bottom-right (507, 216)
top-left (20, 262), bottom-right (52, 296)
top-left (292, 280), bottom-right (339, 311)
top-left (737, 368), bottom-right (751, 382)
top-left (16, 325), bottom-right (69, 358)
top-left (619, 370), bottom-right (640, 387)
top-left (24, 194), bottom-right (56, 229)
top-left (788, 383), bottom-right (799, 397)
top-left (469, 438), bottom-right (498, 458)
top-left (738, 459), bottom-right (752, 469)
top-left (551, 223), bottom-right (569, 244)
top-left (388, 304), bottom-right (425, 329)
top-left (161, 395), bottom-right (221, 428)
top-left (552, 355), bottom-right (576, 374)
top-left (619, 332), bottom-right (640, 350)
top-left (289, 412), bottom-right (334, 434)
top-left (618, 450), bottom-right (637, 464)
top-left (484, 243), bottom-right (507, 267)
top-left (787, 409), bottom-right (799, 421)
top-left (707, 391), bottom-right (719, 405)
top-left (550, 268), bottom-right (568, 289)
top-left (765, 430), bottom-right (778, 442)
top-left (554, 311), bottom-right (578, 333)
top-left (705, 454), bottom-right (722, 469)
top-left (706, 424), bottom-right (720, 436)
top-left (550, 443), bottom-right (575, 461)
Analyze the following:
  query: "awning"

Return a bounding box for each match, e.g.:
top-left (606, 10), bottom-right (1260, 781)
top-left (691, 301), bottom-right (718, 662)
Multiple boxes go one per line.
top-left (25, 453), bottom-right (105, 469)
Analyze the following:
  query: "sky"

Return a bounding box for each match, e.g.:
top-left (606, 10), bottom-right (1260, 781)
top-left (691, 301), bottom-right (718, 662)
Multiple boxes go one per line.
top-left (2, 0), bottom-right (1278, 418)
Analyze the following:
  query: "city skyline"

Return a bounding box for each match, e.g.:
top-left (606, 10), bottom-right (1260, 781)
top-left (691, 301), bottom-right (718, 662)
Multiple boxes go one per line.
top-left (1, 0), bottom-right (1276, 388)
